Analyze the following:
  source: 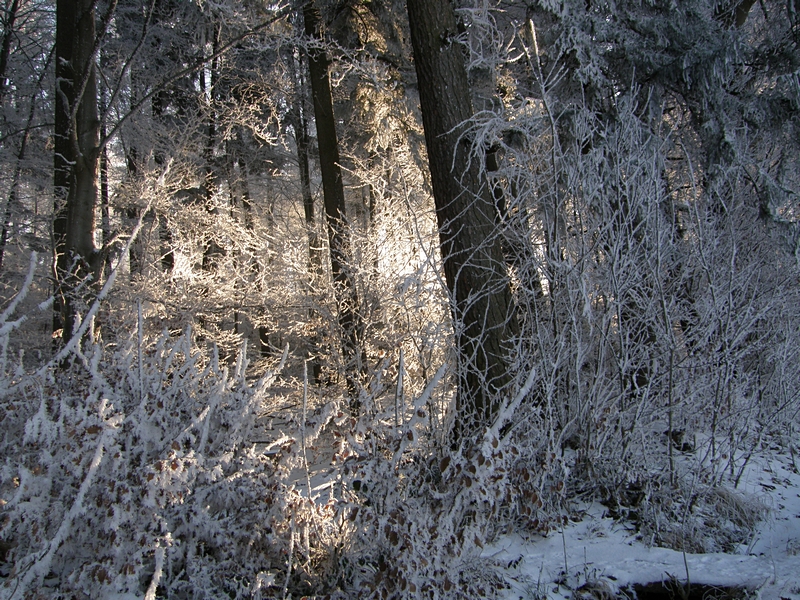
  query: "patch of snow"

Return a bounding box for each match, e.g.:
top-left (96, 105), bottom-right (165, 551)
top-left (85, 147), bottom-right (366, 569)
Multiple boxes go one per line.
top-left (488, 447), bottom-right (800, 599)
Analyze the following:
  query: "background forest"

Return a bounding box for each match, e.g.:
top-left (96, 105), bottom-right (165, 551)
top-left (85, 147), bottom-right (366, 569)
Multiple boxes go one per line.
top-left (1, 0), bottom-right (799, 597)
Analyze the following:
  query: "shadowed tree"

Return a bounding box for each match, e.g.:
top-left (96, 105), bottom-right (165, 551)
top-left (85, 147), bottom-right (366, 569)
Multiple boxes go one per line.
top-left (406, 0), bottom-right (519, 442)
top-left (54, 0), bottom-right (109, 345)
top-left (303, 0), bottom-right (365, 412)
top-left (0, 0), bottom-right (20, 105)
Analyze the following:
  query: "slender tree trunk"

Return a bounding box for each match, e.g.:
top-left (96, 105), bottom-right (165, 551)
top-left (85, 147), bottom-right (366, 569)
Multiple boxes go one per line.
top-left (99, 68), bottom-right (113, 281)
top-left (0, 0), bottom-right (21, 269)
top-left (150, 87), bottom-right (174, 275)
top-left (123, 104), bottom-right (144, 279)
top-left (293, 57), bottom-right (322, 274)
top-left (99, 129), bottom-right (111, 277)
top-left (0, 44), bottom-right (52, 273)
top-left (0, 189), bottom-right (11, 272)
top-left (201, 23), bottom-right (224, 273)
top-left (290, 49), bottom-right (324, 380)
top-left (225, 144), bottom-right (244, 339)
top-left (303, 1), bottom-right (364, 411)
top-left (406, 0), bottom-right (519, 442)
top-left (159, 217), bottom-right (174, 272)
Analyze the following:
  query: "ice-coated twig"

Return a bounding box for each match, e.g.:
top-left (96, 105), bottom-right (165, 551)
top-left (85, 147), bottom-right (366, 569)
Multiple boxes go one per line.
top-left (196, 381), bottom-right (222, 455)
top-left (395, 347), bottom-right (404, 430)
top-left (0, 251), bottom-right (37, 326)
top-left (302, 360), bottom-right (312, 498)
top-left (282, 518), bottom-right (295, 600)
top-left (230, 343), bottom-right (288, 450)
top-left (234, 338), bottom-right (249, 383)
top-left (143, 546), bottom-right (165, 600)
top-left (483, 367), bottom-right (537, 453)
top-left (392, 363), bottom-right (447, 467)
top-left (137, 298), bottom-right (144, 405)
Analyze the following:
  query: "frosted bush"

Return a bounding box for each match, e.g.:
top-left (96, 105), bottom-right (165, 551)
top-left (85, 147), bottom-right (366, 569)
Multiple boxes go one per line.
top-left (0, 288), bottom-right (336, 598)
top-left (0, 276), bottom-right (515, 598)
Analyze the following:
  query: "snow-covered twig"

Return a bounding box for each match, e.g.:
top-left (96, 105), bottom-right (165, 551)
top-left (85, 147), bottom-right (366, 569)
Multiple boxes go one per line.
top-left (143, 546), bottom-right (165, 600)
top-left (392, 363), bottom-right (447, 467)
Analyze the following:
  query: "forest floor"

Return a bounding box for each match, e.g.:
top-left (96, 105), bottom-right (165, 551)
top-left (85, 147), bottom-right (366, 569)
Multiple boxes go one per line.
top-left (487, 444), bottom-right (800, 600)
top-left (257, 375), bottom-right (800, 599)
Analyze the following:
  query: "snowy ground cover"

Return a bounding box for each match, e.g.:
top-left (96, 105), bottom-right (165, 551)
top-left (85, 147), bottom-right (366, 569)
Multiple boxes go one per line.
top-left (488, 446), bottom-right (800, 600)
top-left (2, 265), bottom-right (799, 598)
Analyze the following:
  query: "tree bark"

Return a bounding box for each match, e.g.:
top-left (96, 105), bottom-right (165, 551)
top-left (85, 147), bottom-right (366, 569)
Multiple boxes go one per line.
top-left (201, 23), bottom-right (224, 274)
top-left (290, 48), bottom-right (324, 380)
top-left (55, 0), bottom-right (102, 345)
top-left (296, 82), bottom-right (323, 274)
top-left (0, 0), bottom-right (20, 106)
top-left (406, 0), bottom-right (519, 441)
top-left (303, 1), bottom-right (364, 412)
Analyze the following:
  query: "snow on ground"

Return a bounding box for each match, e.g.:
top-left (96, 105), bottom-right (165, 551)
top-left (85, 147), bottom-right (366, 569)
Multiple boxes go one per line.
top-left (487, 447), bottom-right (800, 599)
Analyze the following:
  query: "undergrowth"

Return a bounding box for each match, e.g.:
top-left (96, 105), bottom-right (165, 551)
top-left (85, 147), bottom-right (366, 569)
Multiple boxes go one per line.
top-left (0, 255), bottom-right (794, 599)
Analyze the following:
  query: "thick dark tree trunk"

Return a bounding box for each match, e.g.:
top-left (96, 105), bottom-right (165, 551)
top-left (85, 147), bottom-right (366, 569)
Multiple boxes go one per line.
top-left (55, 0), bottom-right (102, 345)
top-left (0, 0), bottom-right (19, 105)
top-left (303, 2), bottom-right (364, 412)
top-left (406, 0), bottom-right (519, 441)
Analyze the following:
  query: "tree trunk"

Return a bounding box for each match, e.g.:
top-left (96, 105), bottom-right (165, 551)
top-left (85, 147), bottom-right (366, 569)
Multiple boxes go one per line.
top-left (0, 42), bottom-right (52, 274)
top-left (55, 0), bottom-right (102, 345)
top-left (406, 0), bottom-right (519, 441)
top-left (99, 67), bottom-right (113, 281)
top-left (294, 63), bottom-right (322, 275)
top-left (0, 0), bottom-right (20, 106)
top-left (201, 23), bottom-right (224, 273)
top-left (290, 48), bottom-right (324, 379)
top-left (303, 1), bottom-right (364, 412)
